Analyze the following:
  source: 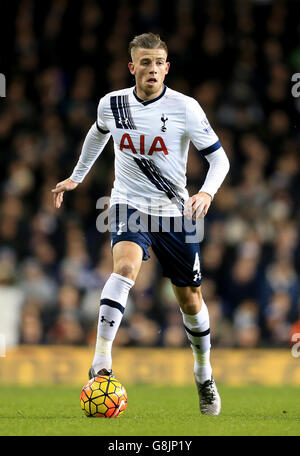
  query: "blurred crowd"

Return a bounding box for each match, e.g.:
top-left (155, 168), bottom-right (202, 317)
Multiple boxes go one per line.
top-left (0, 0), bottom-right (300, 351)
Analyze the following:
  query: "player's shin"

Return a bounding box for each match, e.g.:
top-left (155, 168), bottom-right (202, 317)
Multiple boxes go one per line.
top-left (181, 300), bottom-right (212, 384)
top-left (92, 272), bottom-right (134, 373)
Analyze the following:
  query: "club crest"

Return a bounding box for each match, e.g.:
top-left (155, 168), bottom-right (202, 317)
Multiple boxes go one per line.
top-left (161, 114), bottom-right (168, 132)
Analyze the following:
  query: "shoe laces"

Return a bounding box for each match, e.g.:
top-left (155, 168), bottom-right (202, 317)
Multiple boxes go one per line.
top-left (97, 368), bottom-right (113, 376)
top-left (198, 379), bottom-right (216, 404)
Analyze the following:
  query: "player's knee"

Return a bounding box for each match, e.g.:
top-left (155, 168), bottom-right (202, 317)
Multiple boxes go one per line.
top-left (114, 261), bottom-right (137, 280)
top-left (181, 302), bottom-right (200, 314)
top-left (178, 287), bottom-right (202, 314)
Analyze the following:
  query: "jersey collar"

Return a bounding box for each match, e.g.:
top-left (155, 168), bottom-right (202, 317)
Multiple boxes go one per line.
top-left (133, 84), bottom-right (167, 106)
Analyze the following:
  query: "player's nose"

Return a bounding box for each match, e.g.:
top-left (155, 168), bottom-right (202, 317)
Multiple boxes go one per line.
top-left (149, 64), bottom-right (158, 74)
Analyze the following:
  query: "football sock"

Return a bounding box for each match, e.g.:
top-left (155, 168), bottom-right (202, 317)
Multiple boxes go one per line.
top-left (181, 300), bottom-right (212, 384)
top-left (92, 273), bottom-right (134, 372)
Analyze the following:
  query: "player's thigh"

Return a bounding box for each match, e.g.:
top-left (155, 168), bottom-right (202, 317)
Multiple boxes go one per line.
top-left (150, 212), bottom-right (203, 287)
top-left (172, 284), bottom-right (203, 315)
top-left (112, 240), bottom-right (143, 281)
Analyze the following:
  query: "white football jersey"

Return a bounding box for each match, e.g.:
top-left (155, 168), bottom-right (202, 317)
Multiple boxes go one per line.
top-left (97, 85), bottom-right (221, 216)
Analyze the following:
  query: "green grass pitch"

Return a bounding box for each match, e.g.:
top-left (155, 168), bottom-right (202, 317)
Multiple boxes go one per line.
top-left (0, 384), bottom-right (299, 436)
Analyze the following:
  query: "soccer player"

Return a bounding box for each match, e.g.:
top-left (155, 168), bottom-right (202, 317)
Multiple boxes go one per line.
top-left (52, 33), bottom-right (230, 415)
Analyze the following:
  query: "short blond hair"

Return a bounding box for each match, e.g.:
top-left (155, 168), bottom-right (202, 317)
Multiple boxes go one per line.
top-left (128, 33), bottom-right (168, 60)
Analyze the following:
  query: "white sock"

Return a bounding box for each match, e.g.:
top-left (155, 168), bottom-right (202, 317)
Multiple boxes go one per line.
top-left (93, 336), bottom-right (113, 372)
top-left (92, 272), bottom-right (134, 372)
top-left (181, 300), bottom-right (212, 384)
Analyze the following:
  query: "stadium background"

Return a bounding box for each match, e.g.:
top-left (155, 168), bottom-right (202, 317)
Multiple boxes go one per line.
top-left (0, 0), bottom-right (300, 386)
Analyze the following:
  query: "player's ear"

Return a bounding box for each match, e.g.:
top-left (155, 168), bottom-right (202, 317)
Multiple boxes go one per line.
top-left (165, 61), bottom-right (170, 74)
top-left (128, 61), bottom-right (135, 75)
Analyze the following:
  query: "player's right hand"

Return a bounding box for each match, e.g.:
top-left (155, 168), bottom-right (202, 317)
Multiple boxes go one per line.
top-left (51, 178), bottom-right (79, 208)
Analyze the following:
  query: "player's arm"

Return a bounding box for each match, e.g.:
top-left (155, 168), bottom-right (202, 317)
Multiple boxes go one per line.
top-left (184, 99), bottom-right (230, 219)
top-left (51, 99), bottom-right (111, 208)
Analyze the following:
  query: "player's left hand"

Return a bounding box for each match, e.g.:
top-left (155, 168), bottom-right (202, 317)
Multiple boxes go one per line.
top-left (184, 192), bottom-right (212, 220)
top-left (51, 178), bottom-right (79, 208)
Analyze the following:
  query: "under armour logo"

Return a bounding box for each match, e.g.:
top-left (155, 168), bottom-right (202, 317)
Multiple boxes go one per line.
top-left (118, 117), bottom-right (129, 127)
top-left (101, 316), bottom-right (115, 327)
top-left (117, 222), bottom-right (125, 235)
top-left (161, 114), bottom-right (168, 132)
top-left (191, 342), bottom-right (201, 350)
top-left (193, 272), bottom-right (201, 281)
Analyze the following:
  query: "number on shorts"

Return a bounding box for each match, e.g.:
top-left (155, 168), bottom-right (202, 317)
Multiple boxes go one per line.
top-left (193, 253), bottom-right (201, 281)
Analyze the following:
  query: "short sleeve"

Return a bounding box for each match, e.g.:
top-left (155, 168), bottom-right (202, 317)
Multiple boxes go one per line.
top-left (96, 97), bottom-right (110, 134)
top-left (186, 98), bottom-right (221, 156)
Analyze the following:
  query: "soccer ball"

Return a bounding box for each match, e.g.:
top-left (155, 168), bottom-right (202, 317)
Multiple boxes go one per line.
top-left (80, 375), bottom-right (127, 418)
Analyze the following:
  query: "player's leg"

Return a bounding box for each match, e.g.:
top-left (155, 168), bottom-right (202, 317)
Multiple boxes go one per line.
top-left (90, 241), bottom-right (143, 376)
top-left (150, 212), bottom-right (220, 414)
top-left (173, 283), bottom-right (221, 415)
top-left (151, 216), bottom-right (212, 383)
top-left (113, 240), bottom-right (143, 281)
top-left (172, 284), bottom-right (212, 383)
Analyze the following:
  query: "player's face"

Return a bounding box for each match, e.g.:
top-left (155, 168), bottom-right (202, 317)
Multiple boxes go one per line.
top-left (128, 48), bottom-right (170, 100)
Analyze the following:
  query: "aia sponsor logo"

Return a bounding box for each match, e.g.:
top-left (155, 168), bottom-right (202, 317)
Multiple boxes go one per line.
top-left (120, 133), bottom-right (168, 155)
